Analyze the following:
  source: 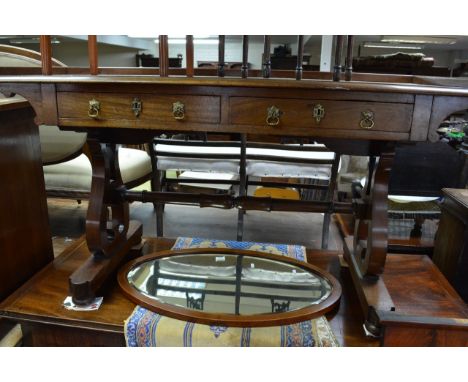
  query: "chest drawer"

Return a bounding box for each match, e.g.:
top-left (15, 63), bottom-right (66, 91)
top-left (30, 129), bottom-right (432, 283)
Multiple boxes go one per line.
top-left (229, 97), bottom-right (413, 133)
top-left (57, 92), bottom-right (221, 124)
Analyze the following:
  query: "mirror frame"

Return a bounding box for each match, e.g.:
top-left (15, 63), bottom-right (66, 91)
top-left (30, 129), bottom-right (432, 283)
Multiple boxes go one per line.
top-left (118, 247), bottom-right (342, 327)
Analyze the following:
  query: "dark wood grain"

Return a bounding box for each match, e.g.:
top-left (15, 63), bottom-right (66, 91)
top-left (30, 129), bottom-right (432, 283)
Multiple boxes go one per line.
top-left (185, 35), bottom-right (194, 77)
top-left (343, 237), bottom-right (395, 322)
top-left (410, 95), bottom-right (433, 141)
top-left (69, 138), bottom-right (144, 304)
top-left (218, 35), bottom-right (225, 77)
top-left (366, 151), bottom-right (394, 275)
top-left (345, 36), bottom-right (354, 81)
top-left (0, 66), bottom-right (433, 84)
top-left (70, 220), bottom-right (142, 304)
top-left (241, 35), bottom-right (249, 79)
top-left (0, 66), bottom-right (433, 86)
top-left (0, 100), bottom-right (54, 302)
top-left (54, 82), bottom-right (415, 102)
top-left (229, 97), bottom-right (413, 132)
top-left (0, 237), bottom-right (375, 346)
top-left (382, 254), bottom-right (468, 319)
top-left (158, 35), bottom-right (169, 77)
top-left (0, 82), bottom-right (58, 126)
top-left (263, 36), bottom-right (271, 78)
top-left (433, 188), bottom-right (468, 301)
top-left (3, 74), bottom-right (468, 98)
top-left (2, 236), bottom-right (466, 346)
top-left (333, 35), bottom-right (344, 82)
top-left (382, 325), bottom-right (467, 346)
top-left (88, 35), bottom-right (98, 75)
top-left (343, 235), bottom-right (468, 345)
top-left (39, 35), bottom-right (52, 75)
top-left (57, 92), bottom-right (221, 125)
top-left (22, 322), bottom-right (125, 347)
top-left (296, 35), bottom-right (304, 81)
top-left (84, 140), bottom-right (129, 256)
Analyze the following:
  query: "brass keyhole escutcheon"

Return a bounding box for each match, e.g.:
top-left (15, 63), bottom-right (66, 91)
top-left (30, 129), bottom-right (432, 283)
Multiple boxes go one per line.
top-left (88, 99), bottom-right (100, 119)
top-left (313, 104), bottom-right (325, 124)
top-left (360, 111), bottom-right (375, 129)
top-left (172, 101), bottom-right (185, 120)
top-left (132, 98), bottom-right (142, 117)
top-left (266, 105), bottom-right (282, 126)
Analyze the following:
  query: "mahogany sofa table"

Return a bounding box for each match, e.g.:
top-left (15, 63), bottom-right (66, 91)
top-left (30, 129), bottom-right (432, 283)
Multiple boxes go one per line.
top-left (2, 61), bottom-right (468, 346)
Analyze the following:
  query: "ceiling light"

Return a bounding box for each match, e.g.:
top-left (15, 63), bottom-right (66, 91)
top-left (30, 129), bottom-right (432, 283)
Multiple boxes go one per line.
top-left (381, 36), bottom-right (457, 45)
top-left (8, 37), bottom-right (60, 44)
top-left (363, 43), bottom-right (422, 50)
top-left (154, 38), bottom-right (219, 45)
top-left (131, 35), bottom-right (213, 40)
top-left (127, 35), bottom-right (156, 38)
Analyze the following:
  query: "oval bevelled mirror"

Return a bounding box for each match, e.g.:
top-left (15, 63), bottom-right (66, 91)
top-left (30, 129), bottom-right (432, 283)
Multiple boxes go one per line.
top-left (118, 248), bottom-right (341, 327)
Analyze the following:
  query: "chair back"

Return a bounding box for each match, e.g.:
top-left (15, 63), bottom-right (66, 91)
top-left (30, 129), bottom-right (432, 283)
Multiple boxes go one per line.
top-left (389, 142), bottom-right (467, 197)
top-left (0, 44), bottom-right (86, 165)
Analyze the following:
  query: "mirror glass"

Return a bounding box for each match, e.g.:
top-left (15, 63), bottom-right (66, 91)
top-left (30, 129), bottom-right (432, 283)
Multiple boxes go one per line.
top-left (127, 253), bottom-right (332, 315)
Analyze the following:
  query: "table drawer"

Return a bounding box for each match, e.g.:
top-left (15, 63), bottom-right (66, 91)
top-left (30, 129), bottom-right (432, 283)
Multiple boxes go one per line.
top-left (230, 97), bottom-right (413, 132)
top-left (58, 92), bottom-right (221, 124)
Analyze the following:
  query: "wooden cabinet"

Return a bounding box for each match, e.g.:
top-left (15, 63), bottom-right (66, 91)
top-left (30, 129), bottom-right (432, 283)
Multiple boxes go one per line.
top-left (433, 188), bottom-right (468, 302)
top-left (0, 100), bottom-right (54, 301)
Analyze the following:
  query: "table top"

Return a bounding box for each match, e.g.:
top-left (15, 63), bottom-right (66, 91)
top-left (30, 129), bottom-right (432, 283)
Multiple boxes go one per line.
top-left (1, 75), bottom-right (468, 96)
top-left (443, 188), bottom-right (468, 210)
top-left (118, 248), bottom-right (341, 327)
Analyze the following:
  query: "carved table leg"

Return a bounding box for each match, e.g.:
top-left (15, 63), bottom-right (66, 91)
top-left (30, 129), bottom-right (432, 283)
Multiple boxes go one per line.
top-left (347, 151), bottom-right (396, 337)
top-left (85, 140), bottom-right (129, 254)
top-left (353, 151), bottom-right (395, 277)
top-left (69, 138), bottom-right (142, 304)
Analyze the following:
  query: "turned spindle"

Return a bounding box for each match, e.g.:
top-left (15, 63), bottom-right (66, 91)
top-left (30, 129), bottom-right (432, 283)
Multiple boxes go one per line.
top-left (296, 35), bottom-right (304, 80)
top-left (39, 35), bottom-right (52, 75)
top-left (345, 35), bottom-right (354, 81)
top-left (159, 35), bottom-right (169, 77)
top-left (186, 35), bottom-right (194, 77)
top-left (88, 35), bottom-right (98, 75)
top-left (263, 35), bottom-right (271, 78)
top-left (218, 35), bottom-right (225, 77)
top-left (242, 35), bottom-right (249, 78)
top-left (333, 35), bottom-right (344, 82)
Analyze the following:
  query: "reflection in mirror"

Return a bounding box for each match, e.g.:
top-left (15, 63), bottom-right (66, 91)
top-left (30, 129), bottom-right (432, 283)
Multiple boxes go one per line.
top-left (127, 253), bottom-right (332, 315)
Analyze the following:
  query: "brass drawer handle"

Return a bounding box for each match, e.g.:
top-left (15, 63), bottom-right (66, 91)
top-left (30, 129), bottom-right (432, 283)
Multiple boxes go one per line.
top-left (266, 106), bottom-right (282, 126)
top-left (313, 104), bottom-right (325, 124)
top-left (88, 99), bottom-right (100, 119)
top-left (172, 101), bottom-right (185, 120)
top-left (132, 98), bottom-right (142, 117)
top-left (360, 111), bottom-right (375, 129)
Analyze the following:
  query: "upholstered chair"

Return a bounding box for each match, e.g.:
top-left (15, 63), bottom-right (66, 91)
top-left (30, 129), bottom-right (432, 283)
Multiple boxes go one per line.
top-left (0, 44), bottom-right (154, 200)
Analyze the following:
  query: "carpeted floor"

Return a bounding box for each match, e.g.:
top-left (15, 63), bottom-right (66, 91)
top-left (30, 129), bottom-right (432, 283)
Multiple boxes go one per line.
top-left (47, 198), bottom-right (343, 256)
